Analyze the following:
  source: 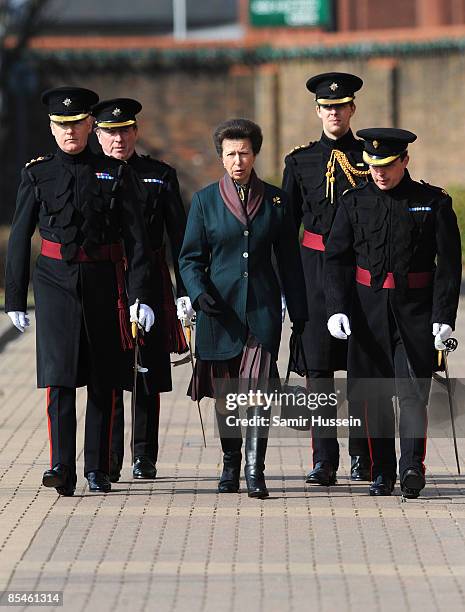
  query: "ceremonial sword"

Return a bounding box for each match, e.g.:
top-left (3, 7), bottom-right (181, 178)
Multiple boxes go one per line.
top-left (131, 299), bottom-right (148, 462)
top-left (437, 338), bottom-right (460, 475)
top-left (180, 300), bottom-right (207, 448)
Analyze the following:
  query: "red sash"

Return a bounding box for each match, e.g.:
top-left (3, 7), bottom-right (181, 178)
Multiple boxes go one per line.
top-left (356, 266), bottom-right (432, 289)
top-left (41, 239), bottom-right (132, 350)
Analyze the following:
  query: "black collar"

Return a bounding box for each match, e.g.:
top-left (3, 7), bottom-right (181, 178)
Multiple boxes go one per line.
top-left (320, 129), bottom-right (358, 152)
top-left (56, 145), bottom-right (92, 165)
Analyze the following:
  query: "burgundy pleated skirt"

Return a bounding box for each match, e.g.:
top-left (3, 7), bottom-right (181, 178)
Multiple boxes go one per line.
top-left (188, 334), bottom-right (280, 401)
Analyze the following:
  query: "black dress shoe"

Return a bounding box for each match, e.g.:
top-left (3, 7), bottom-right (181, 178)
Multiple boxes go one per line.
top-left (133, 456), bottom-right (157, 479)
top-left (43, 464), bottom-right (76, 496)
top-left (350, 455), bottom-right (371, 481)
top-left (400, 468), bottom-right (425, 499)
top-left (305, 461), bottom-right (337, 486)
top-left (86, 471), bottom-right (111, 492)
top-left (109, 451), bottom-right (122, 483)
top-left (369, 474), bottom-right (395, 496)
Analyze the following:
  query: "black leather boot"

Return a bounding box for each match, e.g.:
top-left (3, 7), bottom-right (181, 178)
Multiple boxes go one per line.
top-left (216, 406), bottom-right (242, 493)
top-left (218, 444), bottom-right (242, 493)
top-left (244, 407), bottom-right (270, 499)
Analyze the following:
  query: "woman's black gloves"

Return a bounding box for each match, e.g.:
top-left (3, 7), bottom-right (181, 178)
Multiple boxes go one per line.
top-left (196, 292), bottom-right (223, 317)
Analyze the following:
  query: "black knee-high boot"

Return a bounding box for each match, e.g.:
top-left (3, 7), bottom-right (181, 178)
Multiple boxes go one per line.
top-left (216, 406), bottom-right (242, 493)
top-left (244, 406), bottom-right (270, 499)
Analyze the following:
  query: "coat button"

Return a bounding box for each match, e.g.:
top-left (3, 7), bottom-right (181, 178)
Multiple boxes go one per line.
top-left (243, 271), bottom-right (248, 278)
top-left (243, 252), bottom-right (248, 258)
top-left (243, 230), bottom-right (249, 236)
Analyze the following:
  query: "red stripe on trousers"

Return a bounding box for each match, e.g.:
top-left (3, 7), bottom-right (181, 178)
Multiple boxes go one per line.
top-left (46, 387), bottom-right (52, 468)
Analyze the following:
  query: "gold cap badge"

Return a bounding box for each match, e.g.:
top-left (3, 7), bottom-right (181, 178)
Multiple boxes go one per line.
top-left (373, 140), bottom-right (379, 149)
top-left (329, 82), bottom-right (338, 92)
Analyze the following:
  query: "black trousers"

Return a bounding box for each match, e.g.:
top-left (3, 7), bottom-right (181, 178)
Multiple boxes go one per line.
top-left (364, 322), bottom-right (429, 481)
top-left (46, 384), bottom-right (115, 477)
top-left (308, 370), bottom-right (369, 469)
top-left (111, 386), bottom-right (161, 467)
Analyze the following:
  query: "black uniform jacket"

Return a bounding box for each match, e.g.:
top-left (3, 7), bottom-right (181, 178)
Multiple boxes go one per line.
top-left (325, 171), bottom-right (462, 380)
top-left (282, 129), bottom-right (368, 371)
top-left (179, 180), bottom-right (308, 361)
top-left (5, 147), bottom-right (151, 389)
top-left (127, 153), bottom-right (186, 296)
top-left (122, 153), bottom-right (187, 394)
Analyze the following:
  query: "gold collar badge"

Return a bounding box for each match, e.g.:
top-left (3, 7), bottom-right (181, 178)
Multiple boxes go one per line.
top-left (273, 196), bottom-right (281, 206)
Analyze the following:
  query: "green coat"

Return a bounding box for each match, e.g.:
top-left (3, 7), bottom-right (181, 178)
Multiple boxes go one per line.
top-left (179, 180), bottom-right (307, 360)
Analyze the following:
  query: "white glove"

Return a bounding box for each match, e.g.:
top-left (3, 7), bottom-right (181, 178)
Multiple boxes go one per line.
top-left (129, 301), bottom-right (155, 333)
top-left (7, 311), bottom-right (30, 333)
top-left (327, 313), bottom-right (351, 340)
top-left (176, 296), bottom-right (195, 323)
top-left (281, 295), bottom-right (286, 323)
top-left (432, 323), bottom-right (452, 350)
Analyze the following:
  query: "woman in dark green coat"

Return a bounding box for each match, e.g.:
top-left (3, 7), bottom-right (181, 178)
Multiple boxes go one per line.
top-left (179, 118), bottom-right (307, 498)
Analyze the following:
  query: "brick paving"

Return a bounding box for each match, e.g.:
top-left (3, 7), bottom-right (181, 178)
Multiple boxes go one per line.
top-left (0, 305), bottom-right (465, 612)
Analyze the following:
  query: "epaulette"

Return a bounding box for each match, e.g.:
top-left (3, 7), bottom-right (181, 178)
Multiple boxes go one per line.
top-left (25, 154), bottom-right (53, 168)
top-left (287, 142), bottom-right (314, 155)
top-left (420, 180), bottom-right (448, 197)
top-left (141, 154), bottom-right (172, 170)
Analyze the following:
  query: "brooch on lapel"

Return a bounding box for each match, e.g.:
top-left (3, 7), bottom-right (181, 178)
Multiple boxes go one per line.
top-left (272, 196), bottom-right (282, 207)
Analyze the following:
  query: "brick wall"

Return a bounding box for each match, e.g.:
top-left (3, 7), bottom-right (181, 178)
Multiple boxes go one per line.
top-left (336, 0), bottom-right (465, 30)
top-left (2, 49), bottom-right (465, 224)
top-left (262, 53), bottom-right (465, 189)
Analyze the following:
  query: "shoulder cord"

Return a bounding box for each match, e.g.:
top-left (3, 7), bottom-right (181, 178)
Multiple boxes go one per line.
top-left (326, 149), bottom-right (371, 203)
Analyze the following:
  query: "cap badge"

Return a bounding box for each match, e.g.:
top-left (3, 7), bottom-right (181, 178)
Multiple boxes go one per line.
top-left (63, 98), bottom-right (72, 107)
top-left (329, 82), bottom-right (338, 91)
top-left (373, 140), bottom-right (379, 149)
top-left (112, 107), bottom-right (122, 117)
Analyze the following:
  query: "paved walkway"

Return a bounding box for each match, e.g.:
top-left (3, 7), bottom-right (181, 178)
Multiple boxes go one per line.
top-left (1, 306), bottom-right (465, 612)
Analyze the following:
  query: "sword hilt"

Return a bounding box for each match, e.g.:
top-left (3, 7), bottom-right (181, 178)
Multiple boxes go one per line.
top-left (131, 321), bottom-right (138, 339)
top-left (437, 337), bottom-right (458, 368)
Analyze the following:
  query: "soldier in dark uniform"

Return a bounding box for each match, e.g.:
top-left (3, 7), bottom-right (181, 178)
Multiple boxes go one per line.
top-left (282, 72), bottom-right (371, 486)
top-left (325, 128), bottom-right (462, 497)
top-left (93, 98), bottom-right (189, 481)
top-left (5, 87), bottom-right (154, 495)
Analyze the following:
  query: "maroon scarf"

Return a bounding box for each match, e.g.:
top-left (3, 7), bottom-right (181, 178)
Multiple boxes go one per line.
top-left (219, 168), bottom-right (265, 226)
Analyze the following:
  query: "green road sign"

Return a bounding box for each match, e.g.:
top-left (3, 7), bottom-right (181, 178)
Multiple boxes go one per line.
top-left (250, 0), bottom-right (332, 28)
